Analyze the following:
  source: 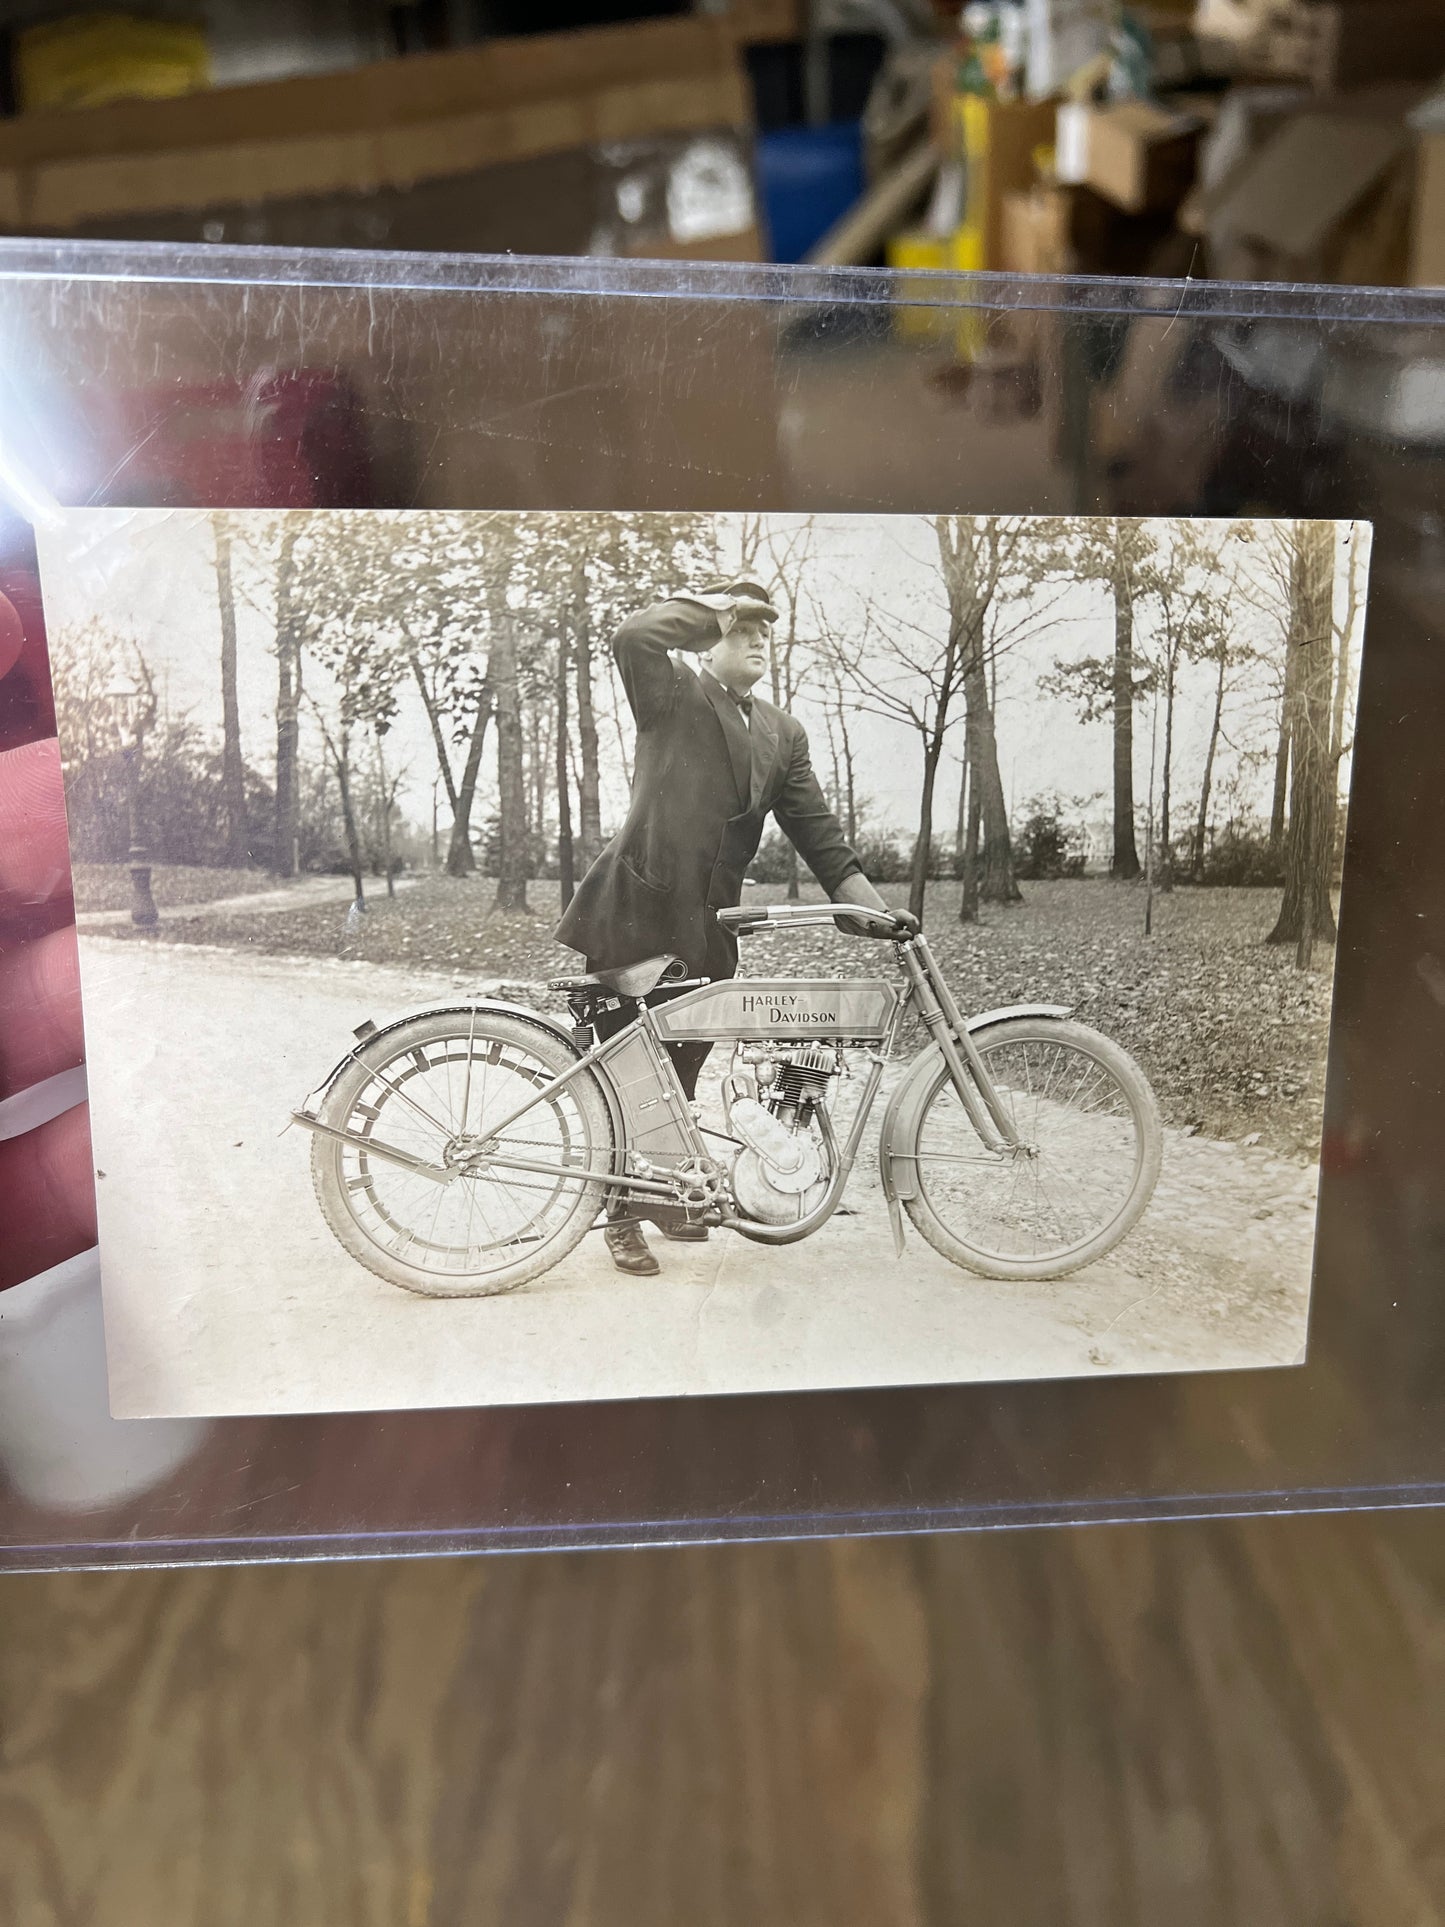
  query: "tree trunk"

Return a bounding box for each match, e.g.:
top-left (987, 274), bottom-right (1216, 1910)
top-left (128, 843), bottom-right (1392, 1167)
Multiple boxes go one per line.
top-left (573, 560), bottom-right (602, 871)
top-left (964, 658), bottom-right (1020, 905)
top-left (908, 730), bottom-right (945, 924)
top-left (273, 523), bottom-right (302, 878)
top-left (1158, 663), bottom-right (1176, 892)
top-left (1325, 540), bottom-right (1358, 887)
top-left (1331, 542), bottom-right (1358, 766)
top-left (445, 679), bottom-right (492, 877)
top-left (215, 519), bottom-right (250, 867)
top-left (555, 635), bottom-right (575, 910)
top-left (959, 709), bottom-right (983, 925)
top-left (953, 749), bottom-right (968, 873)
top-left (408, 649), bottom-right (458, 813)
top-left (1270, 641), bottom-right (1297, 851)
top-left (493, 617), bottom-right (530, 912)
top-left (334, 737), bottom-right (365, 906)
top-left (905, 728), bottom-right (951, 924)
top-left (1191, 646), bottom-right (1227, 883)
top-left (838, 700), bottom-right (857, 847)
top-left (1267, 523), bottom-right (1338, 958)
top-left (374, 729), bottom-right (396, 898)
top-left (1111, 568), bottom-right (1141, 880)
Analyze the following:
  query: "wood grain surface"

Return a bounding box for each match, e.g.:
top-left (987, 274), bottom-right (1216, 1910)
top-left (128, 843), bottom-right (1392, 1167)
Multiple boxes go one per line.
top-left (1, 1514), bottom-right (1442, 1926)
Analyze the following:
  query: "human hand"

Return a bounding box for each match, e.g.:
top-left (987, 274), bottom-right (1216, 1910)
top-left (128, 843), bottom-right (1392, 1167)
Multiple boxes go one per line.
top-left (830, 872), bottom-right (900, 939)
top-left (0, 589), bottom-right (94, 1293)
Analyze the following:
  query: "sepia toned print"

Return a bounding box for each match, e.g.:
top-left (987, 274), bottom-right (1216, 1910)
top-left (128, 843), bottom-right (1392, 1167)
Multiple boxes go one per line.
top-left (38, 508), bottom-right (1368, 1417)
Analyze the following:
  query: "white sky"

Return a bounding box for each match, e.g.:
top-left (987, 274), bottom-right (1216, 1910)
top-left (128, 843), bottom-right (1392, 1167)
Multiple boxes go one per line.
top-left (36, 508), bottom-right (1369, 850)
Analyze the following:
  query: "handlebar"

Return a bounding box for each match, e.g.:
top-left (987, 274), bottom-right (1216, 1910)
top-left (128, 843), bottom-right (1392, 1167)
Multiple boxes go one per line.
top-left (715, 903), bottom-right (920, 941)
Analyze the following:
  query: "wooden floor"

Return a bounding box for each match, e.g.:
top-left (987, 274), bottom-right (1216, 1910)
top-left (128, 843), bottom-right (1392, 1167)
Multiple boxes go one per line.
top-left (1, 1512), bottom-right (1443, 1926)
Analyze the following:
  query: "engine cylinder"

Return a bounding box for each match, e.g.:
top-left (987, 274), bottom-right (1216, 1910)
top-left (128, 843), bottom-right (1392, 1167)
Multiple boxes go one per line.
top-left (771, 1045), bottom-right (838, 1119)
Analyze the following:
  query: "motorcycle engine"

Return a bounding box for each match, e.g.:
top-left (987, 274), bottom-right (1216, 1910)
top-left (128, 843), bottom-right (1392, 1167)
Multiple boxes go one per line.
top-left (725, 1043), bottom-right (840, 1225)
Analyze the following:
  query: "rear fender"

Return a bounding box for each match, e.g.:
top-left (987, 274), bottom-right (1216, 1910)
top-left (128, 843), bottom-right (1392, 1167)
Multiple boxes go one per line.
top-left (308, 997), bottom-right (583, 1098)
top-left (879, 1004), bottom-right (1072, 1212)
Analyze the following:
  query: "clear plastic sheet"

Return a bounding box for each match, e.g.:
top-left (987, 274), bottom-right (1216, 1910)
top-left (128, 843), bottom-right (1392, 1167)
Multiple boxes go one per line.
top-left (2, 242), bottom-right (1443, 1568)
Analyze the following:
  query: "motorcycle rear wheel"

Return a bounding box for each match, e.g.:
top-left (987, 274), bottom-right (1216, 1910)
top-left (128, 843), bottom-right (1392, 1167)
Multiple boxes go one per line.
top-left (312, 1009), bottom-right (614, 1297)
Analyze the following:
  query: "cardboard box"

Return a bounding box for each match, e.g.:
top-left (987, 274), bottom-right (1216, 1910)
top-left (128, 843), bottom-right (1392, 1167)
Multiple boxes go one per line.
top-left (0, 17), bottom-right (759, 255)
top-left (999, 184), bottom-right (1072, 273)
top-left (952, 92), bottom-right (1058, 269)
top-left (1203, 105), bottom-right (1414, 281)
top-left (1058, 99), bottom-right (1201, 214)
top-left (720, 0), bottom-right (804, 45)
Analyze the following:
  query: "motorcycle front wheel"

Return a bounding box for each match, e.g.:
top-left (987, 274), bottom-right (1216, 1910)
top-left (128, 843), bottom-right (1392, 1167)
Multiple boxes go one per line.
top-left (902, 1017), bottom-right (1162, 1281)
top-left (311, 1009), bottom-right (614, 1297)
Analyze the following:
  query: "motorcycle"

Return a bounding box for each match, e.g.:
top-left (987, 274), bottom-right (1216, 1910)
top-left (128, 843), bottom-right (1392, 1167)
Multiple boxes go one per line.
top-left (292, 903), bottom-right (1163, 1296)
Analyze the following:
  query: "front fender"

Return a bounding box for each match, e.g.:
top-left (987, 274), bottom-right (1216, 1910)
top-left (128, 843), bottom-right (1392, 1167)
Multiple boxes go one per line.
top-left (879, 1004), bottom-right (1071, 1210)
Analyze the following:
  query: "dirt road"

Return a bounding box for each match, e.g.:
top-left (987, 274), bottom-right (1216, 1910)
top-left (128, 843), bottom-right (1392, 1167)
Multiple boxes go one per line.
top-left (78, 939), bottom-right (1316, 1418)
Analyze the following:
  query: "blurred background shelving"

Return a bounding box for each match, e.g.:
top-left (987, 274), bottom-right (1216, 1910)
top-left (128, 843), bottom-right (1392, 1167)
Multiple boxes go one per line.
top-left (0, 0), bottom-right (1435, 280)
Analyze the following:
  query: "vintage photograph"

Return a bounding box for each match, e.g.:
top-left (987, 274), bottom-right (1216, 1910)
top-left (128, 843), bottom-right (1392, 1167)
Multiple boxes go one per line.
top-left (38, 507), bottom-right (1368, 1418)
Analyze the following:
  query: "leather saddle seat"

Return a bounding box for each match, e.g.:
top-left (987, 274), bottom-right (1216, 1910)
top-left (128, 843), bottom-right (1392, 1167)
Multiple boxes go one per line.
top-left (549, 954), bottom-right (684, 999)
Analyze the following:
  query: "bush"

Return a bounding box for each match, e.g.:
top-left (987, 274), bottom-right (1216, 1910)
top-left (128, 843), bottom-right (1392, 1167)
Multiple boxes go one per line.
top-left (747, 828), bottom-right (800, 884)
top-left (851, 831), bottom-right (913, 883)
top-left (1014, 795), bottom-right (1088, 880)
top-left (1193, 822), bottom-right (1284, 888)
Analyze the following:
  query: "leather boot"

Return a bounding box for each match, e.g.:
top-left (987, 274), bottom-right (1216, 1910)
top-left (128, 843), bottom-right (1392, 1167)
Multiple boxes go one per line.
top-left (604, 1218), bottom-right (660, 1276)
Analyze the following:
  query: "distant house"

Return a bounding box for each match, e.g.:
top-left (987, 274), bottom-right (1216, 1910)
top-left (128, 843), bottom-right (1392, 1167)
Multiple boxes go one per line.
top-left (1079, 812), bottom-right (1113, 875)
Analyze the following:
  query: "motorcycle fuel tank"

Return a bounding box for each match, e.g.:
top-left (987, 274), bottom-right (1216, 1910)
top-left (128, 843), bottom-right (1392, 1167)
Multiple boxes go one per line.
top-left (649, 979), bottom-right (900, 1044)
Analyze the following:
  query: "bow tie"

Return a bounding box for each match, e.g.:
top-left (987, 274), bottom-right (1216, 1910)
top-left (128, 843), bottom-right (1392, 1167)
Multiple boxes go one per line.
top-left (728, 689), bottom-right (753, 719)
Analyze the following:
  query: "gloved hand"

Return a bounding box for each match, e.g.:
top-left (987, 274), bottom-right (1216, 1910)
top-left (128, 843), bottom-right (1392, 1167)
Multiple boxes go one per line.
top-left (830, 872), bottom-right (895, 939)
top-left (679, 578), bottom-right (780, 627)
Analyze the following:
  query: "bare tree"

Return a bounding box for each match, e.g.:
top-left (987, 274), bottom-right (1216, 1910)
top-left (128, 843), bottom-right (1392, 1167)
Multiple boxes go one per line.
top-left (1145, 526), bottom-right (1234, 890)
top-left (1044, 521), bottom-right (1157, 881)
top-left (831, 517), bottom-right (1063, 923)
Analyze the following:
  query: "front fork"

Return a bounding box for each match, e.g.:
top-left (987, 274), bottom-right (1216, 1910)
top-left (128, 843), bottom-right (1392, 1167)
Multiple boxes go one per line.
top-left (896, 935), bottom-right (1020, 1152)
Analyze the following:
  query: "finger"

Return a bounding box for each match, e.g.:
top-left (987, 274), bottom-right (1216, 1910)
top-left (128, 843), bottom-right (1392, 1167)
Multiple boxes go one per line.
top-left (0, 737), bottom-right (71, 912)
top-left (0, 1103), bottom-right (97, 1291)
top-left (0, 923), bottom-right (83, 1099)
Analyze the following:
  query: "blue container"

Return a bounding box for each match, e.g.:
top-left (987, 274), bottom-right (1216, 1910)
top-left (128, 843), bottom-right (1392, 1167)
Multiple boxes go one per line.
top-left (755, 121), bottom-right (865, 264)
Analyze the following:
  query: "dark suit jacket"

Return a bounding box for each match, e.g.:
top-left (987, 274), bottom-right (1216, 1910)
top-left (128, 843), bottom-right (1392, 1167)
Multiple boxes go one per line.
top-left (556, 599), bottom-right (863, 976)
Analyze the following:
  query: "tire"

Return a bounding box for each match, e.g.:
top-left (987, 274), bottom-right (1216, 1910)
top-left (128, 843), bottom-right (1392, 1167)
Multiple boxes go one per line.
top-left (311, 1009), bottom-right (614, 1297)
top-left (901, 1018), bottom-right (1162, 1281)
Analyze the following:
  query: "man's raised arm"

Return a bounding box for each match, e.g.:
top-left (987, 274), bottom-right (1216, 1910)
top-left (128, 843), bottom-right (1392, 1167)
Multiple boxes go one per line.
top-left (612, 598), bottom-right (727, 729)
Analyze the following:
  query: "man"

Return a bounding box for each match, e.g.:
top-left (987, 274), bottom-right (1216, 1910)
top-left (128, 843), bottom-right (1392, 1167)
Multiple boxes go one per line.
top-left (556, 576), bottom-right (890, 1275)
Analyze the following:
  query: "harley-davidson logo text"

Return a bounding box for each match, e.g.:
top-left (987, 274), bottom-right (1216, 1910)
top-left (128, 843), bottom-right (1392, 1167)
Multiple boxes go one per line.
top-left (740, 992), bottom-right (837, 1025)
